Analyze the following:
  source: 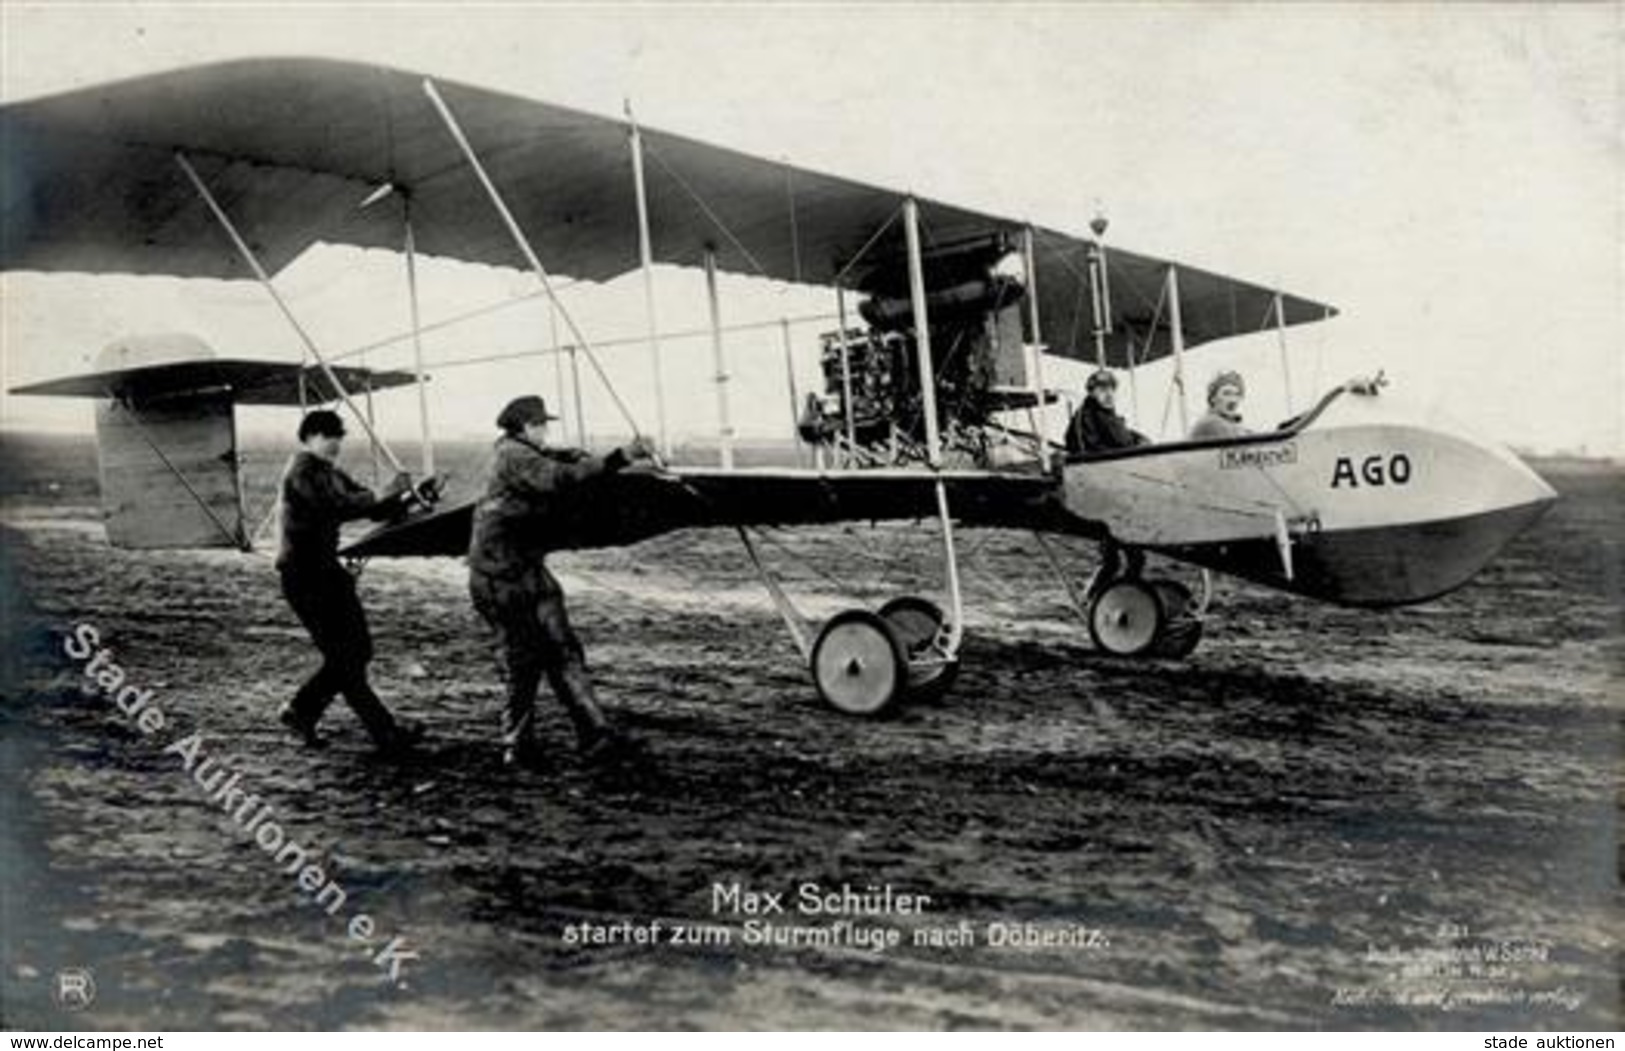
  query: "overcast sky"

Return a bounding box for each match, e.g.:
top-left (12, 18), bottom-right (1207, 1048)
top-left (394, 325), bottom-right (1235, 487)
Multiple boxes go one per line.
top-left (1, 2), bottom-right (1619, 456)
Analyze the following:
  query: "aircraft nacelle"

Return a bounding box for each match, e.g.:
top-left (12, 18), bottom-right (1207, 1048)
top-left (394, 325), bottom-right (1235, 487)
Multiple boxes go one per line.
top-left (1060, 384), bottom-right (1558, 607)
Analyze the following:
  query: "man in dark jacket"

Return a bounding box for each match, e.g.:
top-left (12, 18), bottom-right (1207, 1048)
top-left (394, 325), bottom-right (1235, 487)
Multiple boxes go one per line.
top-left (468, 395), bottom-right (653, 769)
top-left (1065, 368), bottom-right (1148, 456)
top-left (277, 410), bottom-right (423, 754)
top-left (1063, 370), bottom-right (1149, 590)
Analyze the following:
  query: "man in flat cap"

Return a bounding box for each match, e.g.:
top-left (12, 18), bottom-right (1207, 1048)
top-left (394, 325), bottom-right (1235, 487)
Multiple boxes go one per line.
top-left (1190, 370), bottom-right (1251, 440)
top-left (1065, 368), bottom-right (1148, 457)
top-left (277, 409), bottom-right (428, 755)
top-left (468, 395), bottom-right (653, 769)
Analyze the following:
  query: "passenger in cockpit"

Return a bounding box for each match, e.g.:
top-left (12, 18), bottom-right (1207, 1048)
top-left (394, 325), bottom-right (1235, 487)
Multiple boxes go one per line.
top-left (1190, 370), bottom-right (1250, 440)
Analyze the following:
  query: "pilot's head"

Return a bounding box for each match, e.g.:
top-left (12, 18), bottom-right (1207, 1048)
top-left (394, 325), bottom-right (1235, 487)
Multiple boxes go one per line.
top-left (1207, 370), bottom-right (1246, 419)
top-left (1086, 368), bottom-right (1118, 408)
top-left (297, 410), bottom-right (346, 461)
top-left (497, 395), bottom-right (560, 444)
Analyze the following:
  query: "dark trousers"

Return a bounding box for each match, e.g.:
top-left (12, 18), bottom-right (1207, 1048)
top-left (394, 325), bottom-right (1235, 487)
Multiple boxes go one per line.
top-left (469, 563), bottom-right (608, 750)
top-left (280, 561), bottom-right (399, 743)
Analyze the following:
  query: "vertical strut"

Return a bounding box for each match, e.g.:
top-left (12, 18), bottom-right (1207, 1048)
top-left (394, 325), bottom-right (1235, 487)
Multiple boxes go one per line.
top-left (1021, 226), bottom-right (1050, 471)
top-left (364, 371), bottom-right (379, 486)
top-left (779, 317), bottom-right (801, 458)
top-left (903, 197), bottom-right (963, 654)
top-left (932, 478), bottom-right (965, 653)
top-left (834, 285), bottom-right (857, 457)
top-left (550, 302), bottom-right (568, 438)
top-left (1273, 291), bottom-right (1294, 415)
top-left (1166, 265), bottom-right (1190, 435)
top-left (569, 344), bottom-right (586, 448)
top-left (703, 247), bottom-right (734, 469)
top-left (403, 203), bottom-right (435, 476)
top-left (626, 102), bottom-right (671, 459)
top-left (902, 198), bottom-right (943, 465)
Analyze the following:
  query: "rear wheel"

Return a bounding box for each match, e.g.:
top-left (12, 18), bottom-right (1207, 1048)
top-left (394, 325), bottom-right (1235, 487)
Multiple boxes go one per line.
top-left (1087, 580), bottom-right (1164, 657)
top-left (878, 596), bottom-right (960, 703)
top-left (1147, 579), bottom-right (1203, 659)
top-left (811, 610), bottom-right (907, 717)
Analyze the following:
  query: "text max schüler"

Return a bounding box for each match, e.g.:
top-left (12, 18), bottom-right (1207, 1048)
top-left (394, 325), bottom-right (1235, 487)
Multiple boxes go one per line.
top-left (712, 882), bottom-right (931, 917)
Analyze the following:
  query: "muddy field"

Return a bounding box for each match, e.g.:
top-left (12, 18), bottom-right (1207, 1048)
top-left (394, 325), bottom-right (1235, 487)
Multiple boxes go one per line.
top-left (0, 436), bottom-right (1619, 1030)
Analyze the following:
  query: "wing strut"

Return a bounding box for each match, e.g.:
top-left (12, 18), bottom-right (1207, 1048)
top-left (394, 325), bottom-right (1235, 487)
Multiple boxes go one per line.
top-left (422, 79), bottom-right (656, 460)
top-left (703, 247), bottom-right (735, 469)
top-left (778, 318), bottom-right (801, 462)
top-left (626, 102), bottom-right (671, 460)
top-left (402, 201), bottom-right (436, 476)
top-left (903, 197), bottom-right (965, 654)
top-left (1021, 225), bottom-right (1052, 472)
top-left (173, 152), bottom-right (408, 475)
top-left (1166, 265), bottom-right (1191, 435)
top-left (834, 286), bottom-right (858, 456)
top-left (1273, 292), bottom-right (1295, 415)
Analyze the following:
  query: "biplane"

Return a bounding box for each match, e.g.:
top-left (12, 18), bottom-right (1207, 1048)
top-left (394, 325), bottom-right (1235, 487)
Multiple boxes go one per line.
top-left (2, 58), bottom-right (1557, 715)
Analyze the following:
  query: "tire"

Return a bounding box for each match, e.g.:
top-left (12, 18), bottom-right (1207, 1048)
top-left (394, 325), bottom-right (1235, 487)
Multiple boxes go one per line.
top-left (810, 609), bottom-right (908, 717)
top-left (1149, 579), bottom-right (1193, 621)
top-left (877, 596), bottom-right (961, 704)
top-left (1087, 580), bottom-right (1165, 657)
top-left (1147, 579), bottom-right (1202, 659)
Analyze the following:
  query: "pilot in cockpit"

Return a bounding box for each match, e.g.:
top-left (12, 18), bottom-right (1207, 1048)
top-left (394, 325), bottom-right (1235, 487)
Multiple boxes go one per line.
top-left (1065, 368), bottom-right (1148, 456)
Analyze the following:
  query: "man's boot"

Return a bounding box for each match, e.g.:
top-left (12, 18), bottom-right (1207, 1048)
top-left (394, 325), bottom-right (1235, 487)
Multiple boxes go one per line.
top-left (278, 704), bottom-right (328, 749)
top-left (555, 664), bottom-right (641, 766)
top-left (501, 704), bottom-right (545, 770)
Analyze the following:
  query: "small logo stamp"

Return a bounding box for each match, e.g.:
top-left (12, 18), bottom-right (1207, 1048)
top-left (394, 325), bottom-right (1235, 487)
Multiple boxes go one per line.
top-left (53, 967), bottom-right (96, 1012)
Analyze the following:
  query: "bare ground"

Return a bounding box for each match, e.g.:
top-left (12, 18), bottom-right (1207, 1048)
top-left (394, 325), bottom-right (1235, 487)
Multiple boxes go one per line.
top-left (0, 457), bottom-right (1619, 1030)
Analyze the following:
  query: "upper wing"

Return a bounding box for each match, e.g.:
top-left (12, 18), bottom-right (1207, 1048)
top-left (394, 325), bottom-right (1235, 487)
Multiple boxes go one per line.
top-left (2, 57), bottom-right (1334, 366)
top-left (341, 467), bottom-right (1080, 559)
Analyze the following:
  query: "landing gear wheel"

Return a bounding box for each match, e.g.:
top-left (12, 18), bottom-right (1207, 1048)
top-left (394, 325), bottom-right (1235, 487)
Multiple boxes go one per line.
top-left (811, 610), bottom-right (908, 717)
top-left (1149, 579), bottom-right (1193, 620)
top-left (878, 596), bottom-right (960, 704)
top-left (1088, 580), bottom-right (1165, 657)
top-left (1147, 579), bottom-right (1204, 659)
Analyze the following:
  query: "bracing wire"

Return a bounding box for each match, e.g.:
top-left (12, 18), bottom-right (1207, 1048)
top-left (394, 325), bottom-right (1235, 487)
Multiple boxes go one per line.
top-left (643, 141), bottom-right (770, 280)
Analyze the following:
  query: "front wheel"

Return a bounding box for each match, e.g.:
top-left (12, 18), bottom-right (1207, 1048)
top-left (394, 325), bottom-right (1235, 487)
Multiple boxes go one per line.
top-left (811, 609), bottom-right (908, 717)
top-left (1087, 580), bottom-right (1165, 657)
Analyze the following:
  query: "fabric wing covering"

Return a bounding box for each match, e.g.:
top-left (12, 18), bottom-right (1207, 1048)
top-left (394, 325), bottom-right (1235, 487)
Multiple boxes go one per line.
top-left (1, 57), bottom-right (1334, 367)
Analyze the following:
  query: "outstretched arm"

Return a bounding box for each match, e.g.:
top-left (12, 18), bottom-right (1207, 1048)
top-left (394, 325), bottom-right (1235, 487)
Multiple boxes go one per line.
top-left (315, 466), bottom-right (414, 522)
top-left (503, 439), bottom-right (653, 498)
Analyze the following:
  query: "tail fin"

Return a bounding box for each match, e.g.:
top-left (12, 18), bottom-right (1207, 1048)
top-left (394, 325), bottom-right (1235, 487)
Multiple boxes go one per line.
top-left (95, 392), bottom-right (247, 549)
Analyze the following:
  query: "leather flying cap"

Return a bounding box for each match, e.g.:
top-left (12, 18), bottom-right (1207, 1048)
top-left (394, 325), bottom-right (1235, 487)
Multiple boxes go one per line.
top-left (1208, 370), bottom-right (1246, 404)
top-left (496, 395), bottom-right (559, 433)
